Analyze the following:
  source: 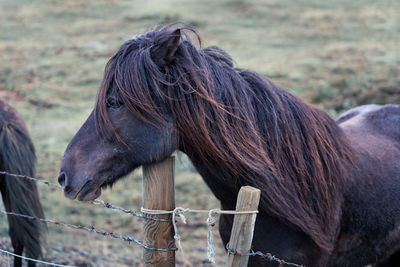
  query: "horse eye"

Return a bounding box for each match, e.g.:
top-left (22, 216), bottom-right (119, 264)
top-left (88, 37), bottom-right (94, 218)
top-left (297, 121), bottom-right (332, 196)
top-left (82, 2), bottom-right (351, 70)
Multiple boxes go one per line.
top-left (106, 97), bottom-right (123, 109)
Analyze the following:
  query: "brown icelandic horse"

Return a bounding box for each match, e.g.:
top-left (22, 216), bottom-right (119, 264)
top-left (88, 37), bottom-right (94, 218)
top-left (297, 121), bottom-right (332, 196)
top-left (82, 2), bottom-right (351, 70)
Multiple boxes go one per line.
top-left (58, 25), bottom-right (400, 266)
top-left (0, 99), bottom-right (46, 267)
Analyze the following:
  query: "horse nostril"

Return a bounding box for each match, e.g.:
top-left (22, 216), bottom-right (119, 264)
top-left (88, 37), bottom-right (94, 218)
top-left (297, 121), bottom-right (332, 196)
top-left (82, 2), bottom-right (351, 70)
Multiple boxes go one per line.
top-left (58, 172), bottom-right (66, 188)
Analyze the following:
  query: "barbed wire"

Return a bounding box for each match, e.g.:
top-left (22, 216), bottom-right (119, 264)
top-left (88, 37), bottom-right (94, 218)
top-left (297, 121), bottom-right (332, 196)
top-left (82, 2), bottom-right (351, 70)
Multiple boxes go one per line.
top-left (0, 171), bottom-right (60, 187)
top-left (0, 209), bottom-right (177, 252)
top-left (226, 242), bottom-right (305, 267)
top-left (0, 248), bottom-right (76, 267)
top-left (0, 170), bottom-right (305, 266)
top-left (141, 206), bottom-right (259, 263)
top-left (0, 171), bottom-right (169, 222)
top-left (92, 199), bottom-right (169, 222)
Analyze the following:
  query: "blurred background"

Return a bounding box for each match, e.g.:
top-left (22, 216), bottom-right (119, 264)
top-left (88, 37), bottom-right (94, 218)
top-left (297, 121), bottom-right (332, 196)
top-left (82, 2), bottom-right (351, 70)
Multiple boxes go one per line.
top-left (0, 0), bottom-right (399, 266)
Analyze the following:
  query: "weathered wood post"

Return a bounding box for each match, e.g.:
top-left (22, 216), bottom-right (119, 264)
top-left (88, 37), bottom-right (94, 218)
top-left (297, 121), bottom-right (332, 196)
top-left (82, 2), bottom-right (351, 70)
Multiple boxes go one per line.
top-left (226, 186), bottom-right (261, 267)
top-left (142, 156), bottom-right (175, 266)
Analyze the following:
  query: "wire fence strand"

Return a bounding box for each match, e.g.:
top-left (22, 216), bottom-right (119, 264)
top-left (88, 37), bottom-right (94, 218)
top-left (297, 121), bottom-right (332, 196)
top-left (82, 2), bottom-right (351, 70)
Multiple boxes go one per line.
top-left (0, 170), bottom-right (305, 266)
top-left (141, 206), bottom-right (259, 262)
top-left (0, 209), bottom-right (177, 252)
top-left (0, 171), bottom-right (168, 222)
top-left (226, 243), bottom-right (305, 267)
top-left (93, 199), bottom-right (169, 222)
top-left (0, 248), bottom-right (76, 267)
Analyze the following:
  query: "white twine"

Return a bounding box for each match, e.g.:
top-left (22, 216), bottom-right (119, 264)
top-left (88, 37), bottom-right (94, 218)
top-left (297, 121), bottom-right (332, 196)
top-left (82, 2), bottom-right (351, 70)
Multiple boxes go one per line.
top-left (141, 207), bottom-right (258, 262)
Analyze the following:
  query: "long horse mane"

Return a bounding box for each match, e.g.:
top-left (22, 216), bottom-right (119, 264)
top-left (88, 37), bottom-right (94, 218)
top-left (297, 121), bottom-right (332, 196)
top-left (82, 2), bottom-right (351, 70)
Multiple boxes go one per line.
top-left (0, 99), bottom-right (45, 258)
top-left (95, 24), bottom-right (354, 251)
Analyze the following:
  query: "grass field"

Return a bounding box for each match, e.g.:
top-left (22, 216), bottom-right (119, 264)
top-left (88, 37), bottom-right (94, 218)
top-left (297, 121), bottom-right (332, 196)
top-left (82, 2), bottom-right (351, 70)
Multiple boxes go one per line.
top-left (0, 0), bottom-right (399, 266)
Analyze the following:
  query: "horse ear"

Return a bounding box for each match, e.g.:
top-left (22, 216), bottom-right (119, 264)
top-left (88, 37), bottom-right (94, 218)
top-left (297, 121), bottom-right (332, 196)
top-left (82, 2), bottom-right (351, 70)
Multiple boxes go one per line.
top-left (151, 29), bottom-right (181, 67)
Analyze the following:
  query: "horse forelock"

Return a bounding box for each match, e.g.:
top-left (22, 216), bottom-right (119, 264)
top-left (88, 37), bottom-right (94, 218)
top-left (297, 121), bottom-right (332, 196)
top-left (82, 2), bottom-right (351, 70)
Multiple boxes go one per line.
top-left (94, 25), bottom-right (354, 251)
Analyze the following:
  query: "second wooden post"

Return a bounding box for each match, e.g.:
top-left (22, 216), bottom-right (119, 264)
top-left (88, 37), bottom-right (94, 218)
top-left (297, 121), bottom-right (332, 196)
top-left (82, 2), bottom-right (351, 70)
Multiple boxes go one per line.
top-left (226, 186), bottom-right (261, 267)
top-left (142, 156), bottom-right (175, 267)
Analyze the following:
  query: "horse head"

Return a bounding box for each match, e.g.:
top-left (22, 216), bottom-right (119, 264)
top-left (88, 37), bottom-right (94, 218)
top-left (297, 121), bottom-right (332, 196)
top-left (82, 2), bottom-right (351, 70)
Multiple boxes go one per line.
top-left (58, 28), bottom-right (182, 201)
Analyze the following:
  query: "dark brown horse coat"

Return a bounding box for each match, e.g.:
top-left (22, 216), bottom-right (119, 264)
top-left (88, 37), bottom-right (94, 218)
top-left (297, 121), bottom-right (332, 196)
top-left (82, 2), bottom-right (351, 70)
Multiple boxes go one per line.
top-left (0, 99), bottom-right (46, 267)
top-left (332, 104), bottom-right (400, 266)
top-left (58, 25), bottom-right (400, 266)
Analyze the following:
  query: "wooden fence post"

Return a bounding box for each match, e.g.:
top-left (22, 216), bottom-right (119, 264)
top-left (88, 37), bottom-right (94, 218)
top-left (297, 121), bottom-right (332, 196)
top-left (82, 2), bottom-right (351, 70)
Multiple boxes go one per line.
top-left (142, 156), bottom-right (175, 267)
top-left (226, 186), bottom-right (261, 267)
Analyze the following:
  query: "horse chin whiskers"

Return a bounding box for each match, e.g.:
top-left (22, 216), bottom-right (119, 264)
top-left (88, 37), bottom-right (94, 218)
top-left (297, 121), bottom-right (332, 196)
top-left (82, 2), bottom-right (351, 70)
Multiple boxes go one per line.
top-left (77, 187), bottom-right (102, 202)
top-left (100, 177), bottom-right (117, 189)
top-left (99, 165), bottom-right (138, 190)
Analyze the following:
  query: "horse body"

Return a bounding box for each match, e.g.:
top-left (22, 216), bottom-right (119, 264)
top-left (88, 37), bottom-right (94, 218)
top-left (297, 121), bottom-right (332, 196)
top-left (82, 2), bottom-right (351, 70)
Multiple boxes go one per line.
top-left (189, 156), bottom-right (327, 266)
top-left (331, 104), bottom-right (400, 266)
top-left (58, 25), bottom-right (400, 266)
top-left (183, 99), bottom-right (400, 266)
top-left (0, 99), bottom-right (46, 267)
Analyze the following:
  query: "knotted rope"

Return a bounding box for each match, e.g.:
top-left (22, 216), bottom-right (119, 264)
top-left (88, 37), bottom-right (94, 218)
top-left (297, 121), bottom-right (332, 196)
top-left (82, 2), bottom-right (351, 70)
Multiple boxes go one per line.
top-left (141, 206), bottom-right (258, 262)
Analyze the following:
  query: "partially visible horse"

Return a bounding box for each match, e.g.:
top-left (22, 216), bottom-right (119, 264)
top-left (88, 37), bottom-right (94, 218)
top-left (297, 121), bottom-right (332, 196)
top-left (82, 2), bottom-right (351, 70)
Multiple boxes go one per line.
top-left (58, 25), bottom-right (400, 266)
top-left (0, 99), bottom-right (46, 267)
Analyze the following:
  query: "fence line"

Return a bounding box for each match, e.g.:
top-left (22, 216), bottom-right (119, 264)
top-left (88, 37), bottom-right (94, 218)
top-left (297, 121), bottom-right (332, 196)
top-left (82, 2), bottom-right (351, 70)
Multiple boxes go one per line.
top-left (0, 170), bottom-right (305, 266)
top-left (226, 243), bottom-right (305, 267)
top-left (0, 171), bottom-right (169, 222)
top-left (92, 199), bottom-right (169, 222)
top-left (0, 248), bottom-right (76, 267)
top-left (141, 207), bottom-right (258, 262)
top-left (0, 209), bottom-right (177, 252)
top-left (0, 171), bottom-right (60, 187)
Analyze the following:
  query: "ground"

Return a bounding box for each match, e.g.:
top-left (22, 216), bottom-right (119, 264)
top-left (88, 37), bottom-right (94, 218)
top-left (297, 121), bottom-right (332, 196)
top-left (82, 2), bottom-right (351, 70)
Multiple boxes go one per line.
top-left (0, 0), bottom-right (399, 266)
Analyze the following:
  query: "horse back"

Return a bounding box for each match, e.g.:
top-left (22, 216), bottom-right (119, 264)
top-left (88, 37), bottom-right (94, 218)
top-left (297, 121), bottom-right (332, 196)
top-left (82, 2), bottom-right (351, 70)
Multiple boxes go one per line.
top-left (333, 104), bottom-right (400, 266)
top-left (337, 104), bottom-right (400, 144)
top-left (0, 99), bottom-right (28, 131)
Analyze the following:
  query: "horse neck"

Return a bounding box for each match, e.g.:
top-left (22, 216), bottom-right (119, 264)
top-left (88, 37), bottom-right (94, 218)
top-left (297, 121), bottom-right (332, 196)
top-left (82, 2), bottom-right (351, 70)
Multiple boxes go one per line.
top-left (181, 150), bottom-right (241, 209)
top-left (175, 69), bottom-right (353, 251)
